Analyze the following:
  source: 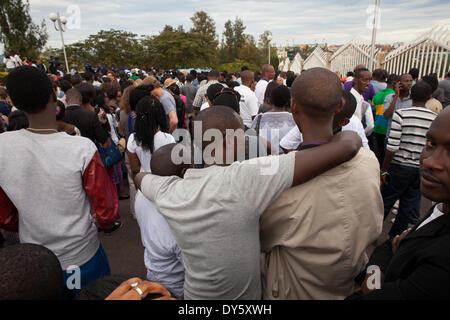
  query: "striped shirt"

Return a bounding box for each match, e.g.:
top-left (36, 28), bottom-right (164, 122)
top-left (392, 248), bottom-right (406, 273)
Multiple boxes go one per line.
top-left (387, 106), bottom-right (437, 168)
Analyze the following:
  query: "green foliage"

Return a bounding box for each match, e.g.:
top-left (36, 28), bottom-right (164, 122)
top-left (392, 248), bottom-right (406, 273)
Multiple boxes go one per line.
top-left (0, 0), bottom-right (48, 58)
top-left (217, 59), bottom-right (260, 73)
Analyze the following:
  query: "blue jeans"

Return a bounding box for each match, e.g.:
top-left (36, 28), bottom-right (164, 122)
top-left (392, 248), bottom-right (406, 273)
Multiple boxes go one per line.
top-left (382, 164), bottom-right (421, 238)
top-left (61, 245), bottom-right (111, 300)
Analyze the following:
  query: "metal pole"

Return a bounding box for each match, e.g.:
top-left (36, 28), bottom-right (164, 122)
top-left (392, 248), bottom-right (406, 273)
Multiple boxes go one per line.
top-left (269, 42), bottom-right (271, 65)
top-left (369, 0), bottom-right (380, 71)
top-left (57, 13), bottom-right (69, 74)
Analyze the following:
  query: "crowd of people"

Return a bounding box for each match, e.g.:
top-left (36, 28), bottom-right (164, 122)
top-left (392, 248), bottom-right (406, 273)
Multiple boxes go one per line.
top-left (0, 55), bottom-right (449, 300)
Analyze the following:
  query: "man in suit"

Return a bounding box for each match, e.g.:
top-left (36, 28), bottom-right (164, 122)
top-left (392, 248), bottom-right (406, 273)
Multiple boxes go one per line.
top-left (64, 88), bottom-right (108, 144)
top-left (353, 107), bottom-right (450, 299)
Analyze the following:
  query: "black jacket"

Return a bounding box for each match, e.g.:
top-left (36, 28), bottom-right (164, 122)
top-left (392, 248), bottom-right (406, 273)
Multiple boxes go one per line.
top-left (64, 105), bottom-right (108, 144)
top-left (353, 204), bottom-right (450, 300)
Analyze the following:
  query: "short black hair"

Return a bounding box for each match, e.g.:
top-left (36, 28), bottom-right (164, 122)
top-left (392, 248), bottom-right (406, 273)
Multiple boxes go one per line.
top-left (6, 66), bottom-right (54, 114)
top-left (286, 75), bottom-right (297, 88)
top-left (129, 85), bottom-right (154, 111)
top-left (291, 67), bottom-right (343, 119)
top-left (75, 82), bottom-right (97, 105)
top-left (387, 74), bottom-right (401, 85)
top-left (271, 85), bottom-right (291, 109)
top-left (213, 90), bottom-right (240, 114)
top-left (71, 74), bottom-right (83, 87)
top-left (6, 110), bottom-right (29, 131)
top-left (82, 71), bottom-right (94, 82)
top-left (0, 244), bottom-right (62, 300)
top-left (411, 80), bottom-right (432, 103)
top-left (341, 90), bottom-right (357, 119)
top-left (355, 68), bottom-right (370, 78)
top-left (241, 66), bottom-right (249, 71)
top-left (103, 84), bottom-right (119, 100)
top-left (264, 81), bottom-right (280, 104)
top-left (422, 74), bottom-right (438, 93)
top-left (59, 79), bottom-right (72, 93)
top-left (206, 83), bottom-right (224, 101)
top-left (208, 70), bottom-right (220, 78)
top-left (409, 68), bottom-right (419, 79)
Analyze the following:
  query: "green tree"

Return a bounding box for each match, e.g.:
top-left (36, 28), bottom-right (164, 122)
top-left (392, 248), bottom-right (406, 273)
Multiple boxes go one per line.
top-left (190, 11), bottom-right (216, 37)
top-left (0, 0), bottom-right (48, 58)
top-left (189, 11), bottom-right (218, 67)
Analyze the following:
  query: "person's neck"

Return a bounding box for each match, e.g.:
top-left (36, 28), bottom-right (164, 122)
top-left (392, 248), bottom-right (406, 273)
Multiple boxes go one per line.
top-left (443, 203), bottom-right (449, 214)
top-left (26, 111), bottom-right (57, 133)
top-left (299, 118), bottom-right (333, 144)
top-left (354, 86), bottom-right (364, 94)
top-left (413, 101), bottom-right (426, 108)
top-left (269, 107), bottom-right (286, 113)
top-left (399, 90), bottom-right (409, 99)
top-left (81, 103), bottom-right (94, 111)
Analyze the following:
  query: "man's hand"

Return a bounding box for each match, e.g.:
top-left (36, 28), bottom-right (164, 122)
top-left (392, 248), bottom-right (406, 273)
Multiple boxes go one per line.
top-left (134, 172), bottom-right (149, 191)
top-left (392, 228), bottom-right (412, 254)
top-left (105, 278), bottom-right (173, 300)
top-left (394, 81), bottom-right (401, 97)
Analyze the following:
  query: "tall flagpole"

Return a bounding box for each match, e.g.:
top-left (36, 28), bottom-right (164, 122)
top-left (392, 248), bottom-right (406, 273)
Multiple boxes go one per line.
top-left (369, 0), bottom-right (380, 71)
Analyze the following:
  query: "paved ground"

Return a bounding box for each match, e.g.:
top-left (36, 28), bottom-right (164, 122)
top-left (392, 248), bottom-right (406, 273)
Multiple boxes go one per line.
top-left (100, 181), bottom-right (434, 278)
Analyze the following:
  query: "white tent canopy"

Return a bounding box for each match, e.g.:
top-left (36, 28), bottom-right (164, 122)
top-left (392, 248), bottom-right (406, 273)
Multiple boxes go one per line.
top-left (282, 58), bottom-right (290, 72)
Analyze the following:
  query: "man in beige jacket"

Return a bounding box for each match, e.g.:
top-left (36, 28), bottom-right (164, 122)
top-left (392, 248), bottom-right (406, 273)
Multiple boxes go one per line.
top-left (260, 68), bottom-right (384, 300)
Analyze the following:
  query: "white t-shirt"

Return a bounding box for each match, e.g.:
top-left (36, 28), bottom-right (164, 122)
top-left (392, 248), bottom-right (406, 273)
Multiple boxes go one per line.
top-left (140, 152), bottom-right (296, 300)
top-left (279, 115), bottom-right (370, 151)
top-left (235, 85), bottom-right (259, 128)
top-left (255, 79), bottom-right (269, 107)
top-left (134, 191), bottom-right (184, 298)
top-left (127, 131), bottom-right (175, 173)
top-left (350, 88), bottom-right (374, 136)
top-left (106, 113), bottom-right (119, 145)
top-left (3, 57), bottom-right (16, 69)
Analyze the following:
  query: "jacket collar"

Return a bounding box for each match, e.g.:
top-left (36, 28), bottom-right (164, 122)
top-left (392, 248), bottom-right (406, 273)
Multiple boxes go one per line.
top-left (404, 204), bottom-right (450, 241)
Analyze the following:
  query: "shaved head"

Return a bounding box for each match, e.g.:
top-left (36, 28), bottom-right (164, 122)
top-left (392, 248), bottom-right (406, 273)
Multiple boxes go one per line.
top-left (150, 143), bottom-right (192, 177)
top-left (241, 70), bottom-right (254, 85)
top-left (65, 88), bottom-right (82, 105)
top-left (291, 67), bottom-right (343, 119)
top-left (353, 64), bottom-right (366, 73)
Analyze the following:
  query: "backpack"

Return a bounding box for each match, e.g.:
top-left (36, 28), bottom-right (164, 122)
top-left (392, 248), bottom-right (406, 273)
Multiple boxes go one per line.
top-left (172, 94), bottom-right (186, 129)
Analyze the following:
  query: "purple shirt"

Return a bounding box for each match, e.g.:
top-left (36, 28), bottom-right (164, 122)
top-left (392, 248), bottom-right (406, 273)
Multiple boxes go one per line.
top-left (344, 81), bottom-right (375, 102)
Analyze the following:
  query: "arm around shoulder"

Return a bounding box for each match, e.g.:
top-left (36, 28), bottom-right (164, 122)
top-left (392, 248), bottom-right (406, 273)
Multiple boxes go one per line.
top-left (292, 131), bottom-right (361, 187)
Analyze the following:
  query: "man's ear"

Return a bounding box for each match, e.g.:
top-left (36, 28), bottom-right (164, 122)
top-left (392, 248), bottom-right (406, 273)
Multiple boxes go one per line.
top-left (334, 97), bottom-right (345, 117)
top-left (339, 118), bottom-right (350, 127)
top-left (290, 98), bottom-right (298, 115)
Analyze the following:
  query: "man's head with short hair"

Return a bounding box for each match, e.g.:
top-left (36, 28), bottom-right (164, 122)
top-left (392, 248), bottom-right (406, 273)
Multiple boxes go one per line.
top-left (6, 66), bottom-right (55, 114)
top-left (206, 83), bottom-right (224, 105)
top-left (0, 87), bottom-right (8, 100)
top-left (65, 88), bottom-right (82, 106)
top-left (400, 73), bottom-right (413, 93)
top-left (75, 82), bottom-right (96, 106)
top-left (411, 80), bottom-right (432, 104)
top-left (372, 69), bottom-right (387, 82)
top-left (353, 64), bottom-right (366, 73)
top-left (0, 244), bottom-right (63, 300)
top-left (386, 74), bottom-right (401, 89)
top-left (212, 89), bottom-right (240, 114)
top-left (291, 67), bottom-right (344, 128)
top-left (422, 74), bottom-right (439, 93)
top-left (261, 64), bottom-right (275, 81)
top-left (271, 85), bottom-right (290, 109)
top-left (409, 68), bottom-right (419, 80)
top-left (241, 70), bottom-right (254, 88)
top-left (332, 90), bottom-right (357, 132)
top-left (194, 105), bottom-right (244, 161)
top-left (208, 70), bottom-right (220, 81)
top-left (71, 74), bottom-right (83, 87)
top-left (151, 143), bottom-right (193, 178)
top-left (420, 107), bottom-right (450, 206)
top-left (129, 85), bottom-right (154, 111)
top-left (59, 80), bottom-right (72, 93)
top-left (354, 68), bottom-right (371, 94)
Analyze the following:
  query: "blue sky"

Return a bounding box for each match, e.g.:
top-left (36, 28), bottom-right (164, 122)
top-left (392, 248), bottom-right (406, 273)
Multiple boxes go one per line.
top-left (14, 0), bottom-right (450, 50)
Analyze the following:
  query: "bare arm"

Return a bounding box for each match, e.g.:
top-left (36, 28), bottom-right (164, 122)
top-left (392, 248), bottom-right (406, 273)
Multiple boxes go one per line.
top-left (127, 151), bottom-right (141, 178)
top-left (292, 131), bottom-right (361, 187)
top-left (168, 110), bottom-right (178, 134)
top-left (383, 83), bottom-right (400, 120)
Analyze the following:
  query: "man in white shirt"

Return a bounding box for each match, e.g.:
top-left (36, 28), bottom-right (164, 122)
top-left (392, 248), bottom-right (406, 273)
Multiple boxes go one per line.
top-left (280, 90), bottom-right (369, 151)
top-left (134, 143), bottom-right (188, 299)
top-left (134, 103), bottom-right (362, 300)
top-left (234, 70), bottom-right (258, 128)
top-left (350, 68), bottom-right (374, 136)
top-left (255, 64), bottom-right (275, 107)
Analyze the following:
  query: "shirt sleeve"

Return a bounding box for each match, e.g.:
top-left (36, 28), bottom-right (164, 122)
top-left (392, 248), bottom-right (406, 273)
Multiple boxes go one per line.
top-left (192, 86), bottom-right (205, 109)
top-left (386, 111), bottom-right (403, 153)
top-left (383, 94), bottom-right (394, 113)
top-left (233, 152), bottom-right (295, 216)
top-left (127, 133), bottom-right (137, 153)
top-left (279, 126), bottom-right (303, 150)
top-left (363, 101), bottom-right (374, 136)
top-left (82, 151), bottom-right (118, 228)
top-left (248, 92), bottom-right (259, 117)
top-left (0, 186), bottom-right (18, 232)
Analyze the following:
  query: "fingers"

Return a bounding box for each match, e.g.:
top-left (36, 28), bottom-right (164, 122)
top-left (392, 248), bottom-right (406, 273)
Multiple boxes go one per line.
top-left (139, 281), bottom-right (172, 298)
top-left (105, 277), bottom-right (143, 300)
